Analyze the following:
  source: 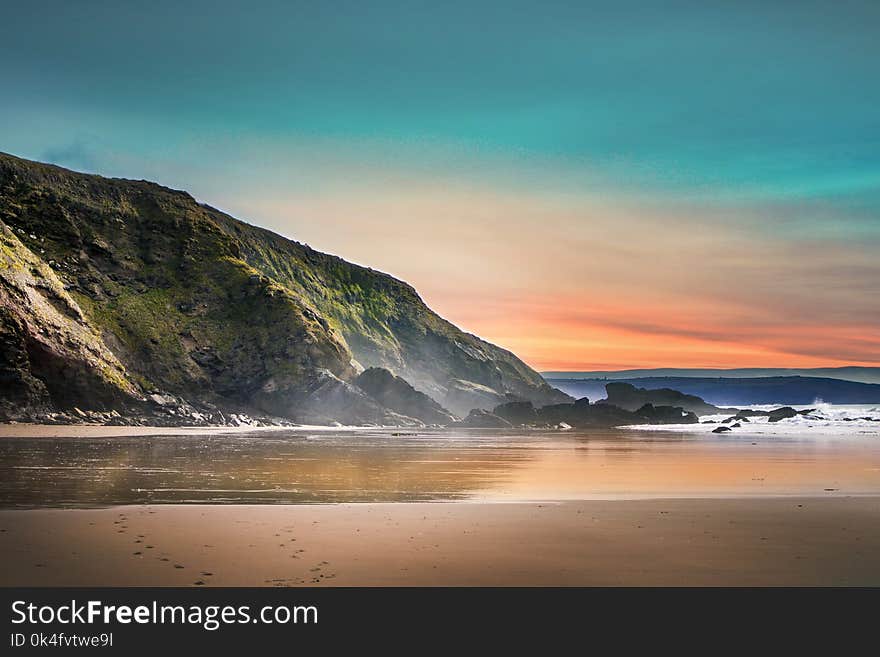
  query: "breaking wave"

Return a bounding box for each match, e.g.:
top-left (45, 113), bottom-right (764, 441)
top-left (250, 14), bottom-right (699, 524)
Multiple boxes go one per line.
top-left (626, 403), bottom-right (880, 436)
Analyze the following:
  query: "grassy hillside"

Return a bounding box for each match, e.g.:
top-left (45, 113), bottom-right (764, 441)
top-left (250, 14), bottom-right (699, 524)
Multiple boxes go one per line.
top-left (210, 212), bottom-right (567, 414)
top-left (0, 152), bottom-right (567, 422)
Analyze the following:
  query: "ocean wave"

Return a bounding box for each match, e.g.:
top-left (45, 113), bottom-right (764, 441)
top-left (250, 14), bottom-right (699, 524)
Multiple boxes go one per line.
top-left (624, 403), bottom-right (880, 436)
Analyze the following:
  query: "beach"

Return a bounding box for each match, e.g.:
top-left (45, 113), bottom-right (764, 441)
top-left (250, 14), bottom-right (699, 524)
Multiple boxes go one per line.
top-left (2, 421), bottom-right (879, 586)
top-left (2, 497), bottom-right (879, 586)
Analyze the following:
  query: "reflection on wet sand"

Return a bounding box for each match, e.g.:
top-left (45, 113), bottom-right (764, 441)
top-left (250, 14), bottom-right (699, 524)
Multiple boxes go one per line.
top-left (0, 430), bottom-right (531, 506)
top-left (1, 428), bottom-right (879, 507)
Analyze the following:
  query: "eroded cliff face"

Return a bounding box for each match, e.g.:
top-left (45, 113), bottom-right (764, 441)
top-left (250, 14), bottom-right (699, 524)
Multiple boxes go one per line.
top-left (0, 152), bottom-right (568, 424)
top-left (0, 222), bottom-right (139, 419)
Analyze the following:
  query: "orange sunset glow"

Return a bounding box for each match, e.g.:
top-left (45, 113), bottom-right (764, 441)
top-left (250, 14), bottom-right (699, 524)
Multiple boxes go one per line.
top-left (221, 184), bottom-right (880, 371)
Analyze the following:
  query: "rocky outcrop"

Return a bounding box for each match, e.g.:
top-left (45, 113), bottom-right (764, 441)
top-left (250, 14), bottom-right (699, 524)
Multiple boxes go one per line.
top-left (260, 369), bottom-right (423, 426)
top-left (451, 408), bottom-right (512, 428)
top-left (354, 367), bottom-right (457, 425)
top-left (493, 400), bottom-right (539, 425)
top-left (599, 382), bottom-right (728, 416)
top-left (491, 397), bottom-right (699, 428)
top-left (634, 403), bottom-right (699, 424)
top-left (0, 222), bottom-right (142, 420)
top-left (536, 399), bottom-right (638, 427)
top-left (767, 407), bottom-right (799, 422)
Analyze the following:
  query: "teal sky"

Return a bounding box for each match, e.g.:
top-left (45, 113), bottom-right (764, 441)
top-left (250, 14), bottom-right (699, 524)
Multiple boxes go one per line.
top-left (2, 1), bottom-right (879, 368)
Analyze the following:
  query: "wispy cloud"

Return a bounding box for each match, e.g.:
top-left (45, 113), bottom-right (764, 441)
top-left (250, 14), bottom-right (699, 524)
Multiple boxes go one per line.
top-left (41, 140), bottom-right (100, 172)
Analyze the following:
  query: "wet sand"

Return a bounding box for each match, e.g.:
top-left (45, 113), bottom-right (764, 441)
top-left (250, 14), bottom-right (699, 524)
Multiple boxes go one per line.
top-left (2, 497), bottom-right (879, 586)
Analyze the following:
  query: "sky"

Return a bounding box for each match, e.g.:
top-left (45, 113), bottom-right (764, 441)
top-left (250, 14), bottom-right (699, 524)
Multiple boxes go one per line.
top-left (1, 1), bottom-right (878, 370)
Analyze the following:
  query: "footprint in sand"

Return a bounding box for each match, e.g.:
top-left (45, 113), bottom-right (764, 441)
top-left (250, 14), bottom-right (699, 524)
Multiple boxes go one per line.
top-left (193, 581), bottom-right (205, 586)
top-left (173, 564), bottom-right (185, 569)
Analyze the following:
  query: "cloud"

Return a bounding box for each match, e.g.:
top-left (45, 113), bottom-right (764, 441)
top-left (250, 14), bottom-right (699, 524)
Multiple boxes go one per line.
top-left (41, 140), bottom-right (99, 172)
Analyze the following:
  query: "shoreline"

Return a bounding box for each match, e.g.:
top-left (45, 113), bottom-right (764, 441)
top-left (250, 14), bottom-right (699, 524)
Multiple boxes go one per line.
top-left (2, 497), bottom-right (879, 586)
top-left (0, 423), bottom-right (395, 439)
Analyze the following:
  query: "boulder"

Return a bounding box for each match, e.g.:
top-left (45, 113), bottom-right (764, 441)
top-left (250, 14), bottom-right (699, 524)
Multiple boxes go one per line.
top-left (635, 403), bottom-right (699, 424)
top-left (354, 367), bottom-right (457, 425)
top-left (768, 407), bottom-right (798, 422)
top-left (492, 400), bottom-right (538, 425)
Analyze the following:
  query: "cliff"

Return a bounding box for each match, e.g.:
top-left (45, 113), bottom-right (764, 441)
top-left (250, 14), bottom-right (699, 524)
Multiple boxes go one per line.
top-left (0, 152), bottom-right (569, 425)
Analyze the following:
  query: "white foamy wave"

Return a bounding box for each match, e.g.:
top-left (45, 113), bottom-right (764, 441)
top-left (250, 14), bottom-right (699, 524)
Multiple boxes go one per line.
top-left (624, 403), bottom-right (880, 437)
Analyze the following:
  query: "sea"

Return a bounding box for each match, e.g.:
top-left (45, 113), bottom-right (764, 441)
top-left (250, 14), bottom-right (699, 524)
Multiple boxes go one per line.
top-left (1, 403), bottom-right (878, 507)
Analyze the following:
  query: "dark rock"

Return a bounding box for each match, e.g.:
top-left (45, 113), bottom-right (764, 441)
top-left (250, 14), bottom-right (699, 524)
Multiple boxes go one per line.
top-left (735, 409), bottom-right (772, 418)
top-left (258, 369), bottom-right (422, 427)
top-left (634, 403), bottom-right (699, 424)
top-left (767, 407), bottom-right (798, 422)
top-left (537, 401), bottom-right (635, 427)
top-left (712, 426), bottom-right (732, 433)
top-left (530, 399), bottom-right (697, 428)
top-left (354, 367), bottom-right (457, 425)
top-left (492, 400), bottom-right (538, 425)
top-left (451, 408), bottom-right (512, 428)
top-left (599, 382), bottom-right (727, 416)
